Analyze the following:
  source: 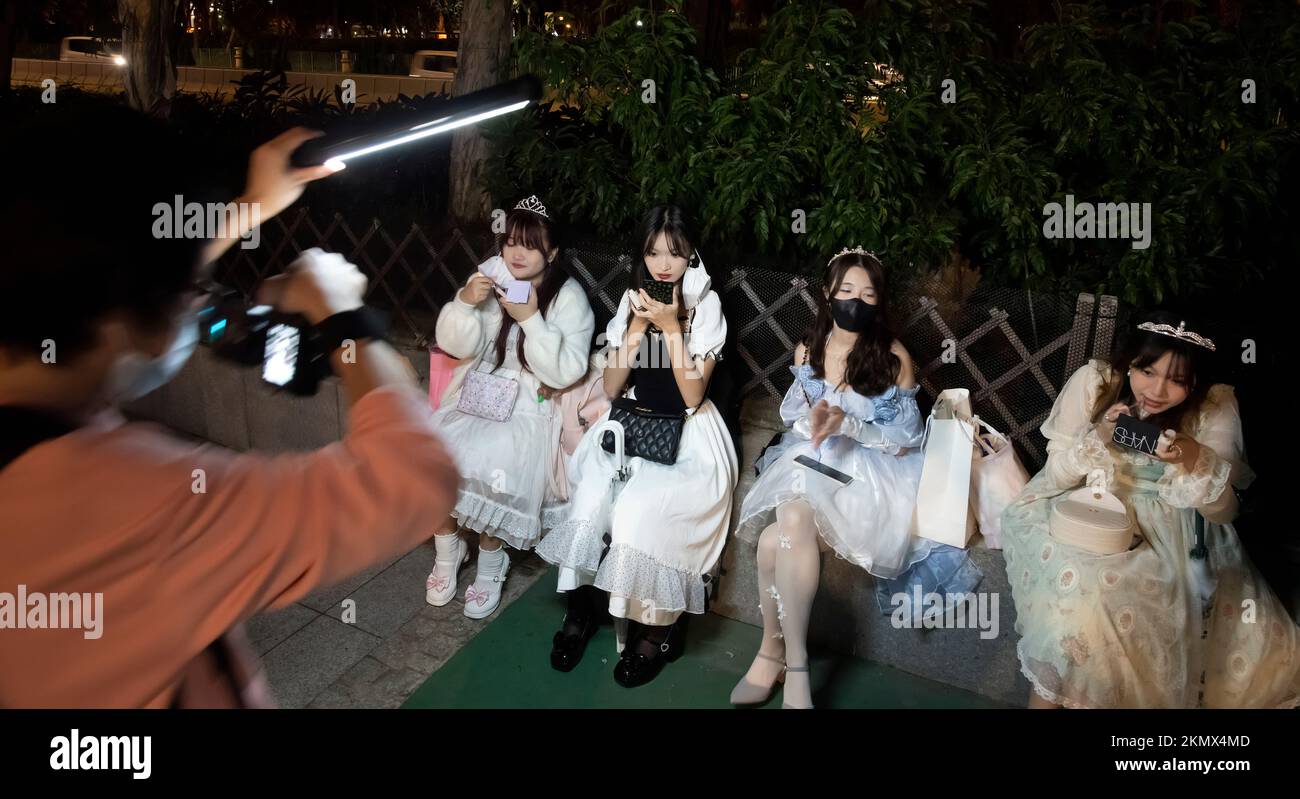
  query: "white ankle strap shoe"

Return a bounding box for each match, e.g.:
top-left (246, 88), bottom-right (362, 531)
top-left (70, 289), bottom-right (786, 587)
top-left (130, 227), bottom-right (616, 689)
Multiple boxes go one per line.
top-left (463, 550), bottom-right (511, 620)
top-left (425, 534), bottom-right (468, 608)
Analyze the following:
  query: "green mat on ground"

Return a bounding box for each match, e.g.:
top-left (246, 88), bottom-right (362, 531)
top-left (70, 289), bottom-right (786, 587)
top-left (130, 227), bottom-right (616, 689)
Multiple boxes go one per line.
top-left (403, 570), bottom-right (1008, 709)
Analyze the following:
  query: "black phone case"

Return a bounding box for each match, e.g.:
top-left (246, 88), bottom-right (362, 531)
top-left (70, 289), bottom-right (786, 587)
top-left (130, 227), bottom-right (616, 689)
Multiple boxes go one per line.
top-left (1113, 413), bottom-right (1162, 455)
top-left (643, 279), bottom-right (675, 304)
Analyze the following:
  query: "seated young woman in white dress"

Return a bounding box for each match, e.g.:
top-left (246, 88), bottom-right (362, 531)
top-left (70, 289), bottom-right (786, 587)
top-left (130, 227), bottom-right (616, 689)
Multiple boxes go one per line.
top-left (537, 205), bottom-right (737, 687)
top-left (1002, 310), bottom-right (1299, 708)
top-left (424, 196), bottom-right (595, 620)
top-left (731, 248), bottom-right (933, 709)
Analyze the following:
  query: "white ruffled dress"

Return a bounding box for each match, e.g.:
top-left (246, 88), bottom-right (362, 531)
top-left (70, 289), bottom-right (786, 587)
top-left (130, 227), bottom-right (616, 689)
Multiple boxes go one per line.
top-left (737, 361), bottom-right (933, 579)
top-left (536, 261), bottom-right (738, 625)
top-left (430, 259), bottom-right (595, 550)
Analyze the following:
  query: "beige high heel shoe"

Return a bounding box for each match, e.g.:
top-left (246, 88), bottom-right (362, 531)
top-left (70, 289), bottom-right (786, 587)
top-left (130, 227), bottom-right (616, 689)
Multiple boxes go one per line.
top-left (730, 651), bottom-right (786, 706)
top-left (781, 665), bottom-right (813, 709)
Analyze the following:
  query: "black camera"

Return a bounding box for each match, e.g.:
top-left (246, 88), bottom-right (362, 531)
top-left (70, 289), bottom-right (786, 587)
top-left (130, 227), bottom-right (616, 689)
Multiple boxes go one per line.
top-left (196, 290), bottom-right (331, 396)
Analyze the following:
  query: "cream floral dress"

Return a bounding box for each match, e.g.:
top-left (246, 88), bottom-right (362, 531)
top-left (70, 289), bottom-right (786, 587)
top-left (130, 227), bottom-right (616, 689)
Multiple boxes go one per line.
top-left (1002, 359), bottom-right (1299, 708)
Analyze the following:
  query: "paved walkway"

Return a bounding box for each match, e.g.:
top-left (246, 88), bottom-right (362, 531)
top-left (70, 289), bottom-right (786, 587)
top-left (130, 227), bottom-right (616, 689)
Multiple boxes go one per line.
top-left (249, 543), bottom-right (1007, 709)
top-left (247, 543), bottom-right (549, 708)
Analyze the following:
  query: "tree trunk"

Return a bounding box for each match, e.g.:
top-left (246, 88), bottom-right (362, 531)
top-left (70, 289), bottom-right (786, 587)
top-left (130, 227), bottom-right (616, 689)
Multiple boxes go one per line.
top-left (449, 0), bottom-right (513, 223)
top-left (686, 0), bottom-right (732, 75)
top-left (119, 0), bottom-right (178, 117)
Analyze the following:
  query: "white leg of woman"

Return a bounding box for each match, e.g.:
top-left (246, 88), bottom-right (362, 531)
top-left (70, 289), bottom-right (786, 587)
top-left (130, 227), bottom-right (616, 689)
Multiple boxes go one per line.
top-left (773, 500), bottom-right (822, 709)
top-left (730, 523), bottom-right (788, 703)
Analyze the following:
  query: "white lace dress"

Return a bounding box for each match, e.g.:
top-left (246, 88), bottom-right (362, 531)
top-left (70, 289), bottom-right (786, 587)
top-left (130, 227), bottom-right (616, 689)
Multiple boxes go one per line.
top-left (431, 271), bottom-right (595, 549)
top-left (1002, 359), bottom-right (1300, 708)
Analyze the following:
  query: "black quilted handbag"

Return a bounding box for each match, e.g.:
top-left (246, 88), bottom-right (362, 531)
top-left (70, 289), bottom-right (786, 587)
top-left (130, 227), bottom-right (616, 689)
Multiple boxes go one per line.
top-left (600, 397), bottom-right (686, 466)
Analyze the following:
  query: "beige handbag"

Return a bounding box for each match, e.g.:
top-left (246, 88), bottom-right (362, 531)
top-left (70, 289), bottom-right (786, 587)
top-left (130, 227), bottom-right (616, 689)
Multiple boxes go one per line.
top-left (1050, 468), bottom-right (1136, 555)
top-left (969, 415), bottom-right (1030, 550)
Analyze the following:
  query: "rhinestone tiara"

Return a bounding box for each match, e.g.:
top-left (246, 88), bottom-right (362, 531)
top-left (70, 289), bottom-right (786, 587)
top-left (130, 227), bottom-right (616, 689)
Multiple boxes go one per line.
top-left (1137, 320), bottom-right (1216, 352)
top-left (513, 195), bottom-right (549, 219)
top-left (826, 246), bottom-right (881, 269)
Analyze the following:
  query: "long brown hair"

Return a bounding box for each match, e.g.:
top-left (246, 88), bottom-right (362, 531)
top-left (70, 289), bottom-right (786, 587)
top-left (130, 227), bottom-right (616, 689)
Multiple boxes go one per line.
top-left (490, 207), bottom-right (569, 374)
top-left (804, 252), bottom-right (899, 395)
top-left (1089, 309), bottom-right (1218, 434)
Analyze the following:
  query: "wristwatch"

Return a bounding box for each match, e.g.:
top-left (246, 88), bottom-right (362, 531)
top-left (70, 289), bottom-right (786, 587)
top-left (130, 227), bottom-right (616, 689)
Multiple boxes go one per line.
top-left (313, 308), bottom-right (389, 354)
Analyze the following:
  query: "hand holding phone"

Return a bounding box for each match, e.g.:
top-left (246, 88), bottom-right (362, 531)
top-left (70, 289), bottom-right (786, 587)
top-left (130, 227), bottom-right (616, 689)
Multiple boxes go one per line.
top-left (642, 278), bottom-right (676, 305)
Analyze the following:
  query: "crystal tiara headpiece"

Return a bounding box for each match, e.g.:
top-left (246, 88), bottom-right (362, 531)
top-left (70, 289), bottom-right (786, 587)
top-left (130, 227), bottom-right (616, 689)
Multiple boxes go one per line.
top-left (1137, 320), bottom-right (1216, 352)
top-left (826, 246), bottom-right (881, 268)
top-left (513, 195), bottom-right (549, 219)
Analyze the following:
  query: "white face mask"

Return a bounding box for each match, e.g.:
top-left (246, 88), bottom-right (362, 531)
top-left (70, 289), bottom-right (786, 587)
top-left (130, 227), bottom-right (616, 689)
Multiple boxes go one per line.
top-left (103, 305), bottom-right (200, 404)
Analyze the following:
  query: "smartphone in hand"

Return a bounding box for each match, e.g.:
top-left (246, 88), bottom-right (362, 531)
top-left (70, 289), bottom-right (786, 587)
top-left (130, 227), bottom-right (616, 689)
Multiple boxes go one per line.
top-left (643, 279), bottom-right (675, 305)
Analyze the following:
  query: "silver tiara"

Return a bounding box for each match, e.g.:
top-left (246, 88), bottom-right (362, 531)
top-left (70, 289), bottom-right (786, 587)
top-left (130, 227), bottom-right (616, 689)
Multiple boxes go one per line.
top-left (513, 195), bottom-right (549, 219)
top-left (1137, 320), bottom-right (1216, 352)
top-left (826, 246), bottom-right (880, 268)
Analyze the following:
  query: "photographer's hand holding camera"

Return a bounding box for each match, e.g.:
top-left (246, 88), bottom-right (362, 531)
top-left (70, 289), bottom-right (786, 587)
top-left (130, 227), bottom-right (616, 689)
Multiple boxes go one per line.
top-left (0, 106), bottom-right (459, 708)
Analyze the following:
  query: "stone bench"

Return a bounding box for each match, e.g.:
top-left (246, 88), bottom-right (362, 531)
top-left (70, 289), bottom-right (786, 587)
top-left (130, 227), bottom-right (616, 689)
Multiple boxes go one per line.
top-left (712, 394), bottom-right (1027, 706)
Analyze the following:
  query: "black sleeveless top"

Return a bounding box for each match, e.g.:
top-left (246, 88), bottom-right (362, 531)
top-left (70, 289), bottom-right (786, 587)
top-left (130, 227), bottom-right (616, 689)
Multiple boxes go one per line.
top-left (626, 332), bottom-right (687, 414)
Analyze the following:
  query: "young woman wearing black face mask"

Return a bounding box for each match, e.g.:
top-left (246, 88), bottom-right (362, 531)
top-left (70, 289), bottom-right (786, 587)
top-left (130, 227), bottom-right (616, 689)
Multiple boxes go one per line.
top-left (731, 249), bottom-right (937, 708)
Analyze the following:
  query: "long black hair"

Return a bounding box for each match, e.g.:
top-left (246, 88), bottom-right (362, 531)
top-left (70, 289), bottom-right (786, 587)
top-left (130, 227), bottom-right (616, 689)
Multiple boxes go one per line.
top-left (1090, 309), bottom-right (1218, 434)
top-left (624, 205), bottom-right (699, 327)
top-left (803, 252), bottom-right (899, 395)
top-left (491, 206), bottom-right (569, 374)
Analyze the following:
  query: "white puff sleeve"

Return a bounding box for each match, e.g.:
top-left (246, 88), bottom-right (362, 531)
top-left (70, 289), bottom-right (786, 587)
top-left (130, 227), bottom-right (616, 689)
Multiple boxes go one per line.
top-left (1039, 359), bottom-right (1115, 490)
top-left (603, 291), bottom-right (633, 351)
top-left (1156, 384), bottom-right (1254, 523)
top-left (686, 290), bottom-right (726, 361)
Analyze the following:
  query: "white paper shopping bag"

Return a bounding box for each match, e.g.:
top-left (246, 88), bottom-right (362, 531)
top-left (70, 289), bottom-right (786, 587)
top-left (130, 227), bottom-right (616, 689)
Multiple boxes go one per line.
top-left (911, 388), bottom-right (978, 548)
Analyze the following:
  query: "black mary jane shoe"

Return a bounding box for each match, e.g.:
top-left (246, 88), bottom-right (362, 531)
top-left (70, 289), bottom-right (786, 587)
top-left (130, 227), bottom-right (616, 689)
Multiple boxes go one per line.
top-left (613, 620), bottom-right (684, 688)
top-left (550, 588), bottom-right (603, 672)
top-left (550, 613), bottom-right (600, 672)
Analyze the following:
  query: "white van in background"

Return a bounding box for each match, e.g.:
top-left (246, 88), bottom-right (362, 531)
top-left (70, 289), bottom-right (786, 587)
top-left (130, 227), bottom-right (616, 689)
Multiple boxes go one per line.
top-left (408, 50), bottom-right (457, 79)
top-left (59, 36), bottom-right (125, 65)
